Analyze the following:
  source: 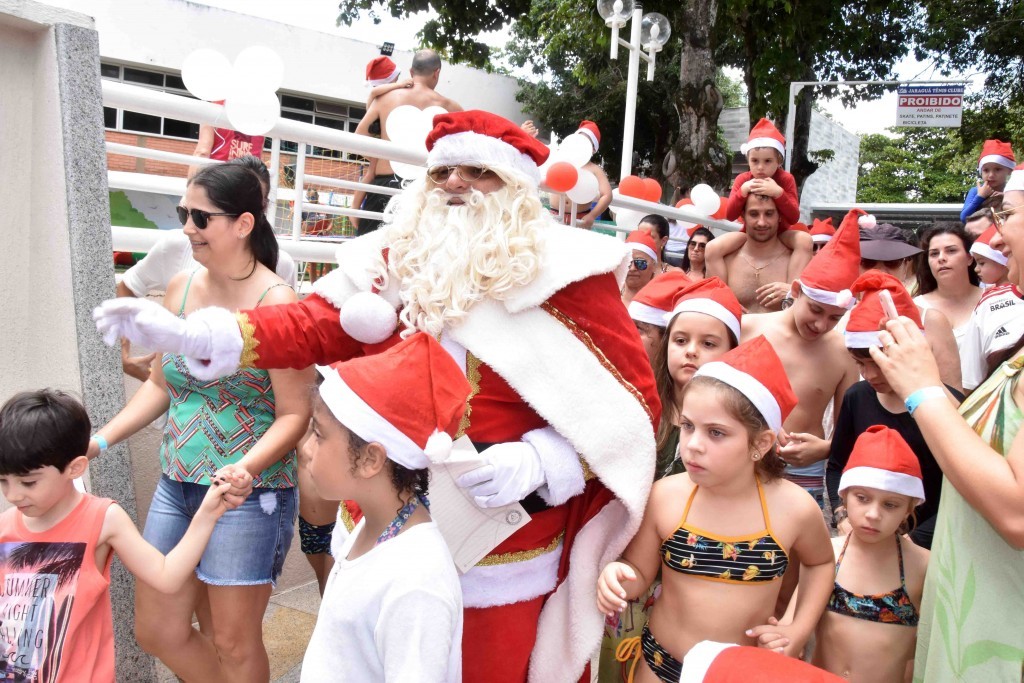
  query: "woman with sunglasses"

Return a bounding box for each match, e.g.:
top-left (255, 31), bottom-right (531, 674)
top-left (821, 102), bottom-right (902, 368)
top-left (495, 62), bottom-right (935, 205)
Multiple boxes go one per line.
top-left (91, 161), bottom-right (312, 683)
top-left (622, 230), bottom-right (661, 306)
top-left (681, 227), bottom-right (715, 280)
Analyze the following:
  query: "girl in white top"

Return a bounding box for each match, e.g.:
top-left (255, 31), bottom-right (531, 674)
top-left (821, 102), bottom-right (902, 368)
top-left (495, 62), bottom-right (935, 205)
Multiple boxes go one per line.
top-left (300, 333), bottom-right (467, 683)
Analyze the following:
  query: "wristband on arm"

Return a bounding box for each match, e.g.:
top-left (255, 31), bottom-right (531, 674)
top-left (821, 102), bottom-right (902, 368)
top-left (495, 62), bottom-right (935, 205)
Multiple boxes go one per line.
top-left (90, 435), bottom-right (108, 457)
top-left (904, 386), bottom-right (946, 416)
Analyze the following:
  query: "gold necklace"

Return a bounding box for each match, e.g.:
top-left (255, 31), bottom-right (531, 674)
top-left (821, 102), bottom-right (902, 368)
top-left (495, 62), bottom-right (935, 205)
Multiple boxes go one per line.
top-left (739, 251), bottom-right (787, 283)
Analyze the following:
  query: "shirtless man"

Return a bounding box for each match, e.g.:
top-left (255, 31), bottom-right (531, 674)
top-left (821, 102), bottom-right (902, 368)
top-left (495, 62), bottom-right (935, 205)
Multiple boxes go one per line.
top-left (707, 194), bottom-right (800, 313)
top-left (353, 49), bottom-right (462, 234)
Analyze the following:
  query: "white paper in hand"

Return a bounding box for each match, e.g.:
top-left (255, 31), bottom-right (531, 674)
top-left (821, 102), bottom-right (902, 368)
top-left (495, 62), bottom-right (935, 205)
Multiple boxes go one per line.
top-left (429, 436), bottom-right (531, 573)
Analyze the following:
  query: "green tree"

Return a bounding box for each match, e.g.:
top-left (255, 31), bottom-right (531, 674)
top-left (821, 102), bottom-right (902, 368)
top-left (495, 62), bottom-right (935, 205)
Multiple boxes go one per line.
top-left (856, 129), bottom-right (974, 203)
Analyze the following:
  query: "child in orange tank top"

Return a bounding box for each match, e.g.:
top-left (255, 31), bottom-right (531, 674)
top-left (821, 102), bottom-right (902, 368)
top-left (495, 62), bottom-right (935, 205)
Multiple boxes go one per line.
top-left (0, 390), bottom-right (238, 683)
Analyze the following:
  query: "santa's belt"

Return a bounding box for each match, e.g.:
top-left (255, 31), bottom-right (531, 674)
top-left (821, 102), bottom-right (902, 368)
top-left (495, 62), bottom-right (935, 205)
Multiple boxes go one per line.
top-left (471, 440), bottom-right (551, 515)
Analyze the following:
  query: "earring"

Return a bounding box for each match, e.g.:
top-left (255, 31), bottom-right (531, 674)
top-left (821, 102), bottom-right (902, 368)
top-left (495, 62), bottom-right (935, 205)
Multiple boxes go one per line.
top-left (750, 450), bottom-right (762, 461)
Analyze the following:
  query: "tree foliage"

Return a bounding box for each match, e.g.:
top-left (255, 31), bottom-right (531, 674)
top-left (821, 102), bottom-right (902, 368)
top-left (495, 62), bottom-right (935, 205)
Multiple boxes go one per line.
top-left (857, 129), bottom-right (972, 204)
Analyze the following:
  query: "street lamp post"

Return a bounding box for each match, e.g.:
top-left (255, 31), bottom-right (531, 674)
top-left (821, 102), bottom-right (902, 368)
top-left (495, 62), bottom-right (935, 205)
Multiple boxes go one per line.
top-left (596, 1), bottom-right (670, 179)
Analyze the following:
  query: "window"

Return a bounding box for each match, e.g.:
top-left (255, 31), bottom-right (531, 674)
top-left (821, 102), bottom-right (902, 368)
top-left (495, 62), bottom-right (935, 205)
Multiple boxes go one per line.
top-left (265, 93), bottom-right (366, 162)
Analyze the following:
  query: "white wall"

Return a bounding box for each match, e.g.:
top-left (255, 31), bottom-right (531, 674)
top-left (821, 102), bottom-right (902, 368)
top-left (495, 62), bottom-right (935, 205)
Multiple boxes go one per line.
top-left (39, 0), bottom-right (526, 120)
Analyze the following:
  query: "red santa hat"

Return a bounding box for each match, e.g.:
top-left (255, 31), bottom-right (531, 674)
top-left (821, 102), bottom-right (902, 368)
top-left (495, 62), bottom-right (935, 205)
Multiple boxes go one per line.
top-left (426, 110), bottom-right (550, 187)
top-left (316, 333), bottom-right (472, 470)
top-left (970, 224), bottom-right (1009, 266)
top-left (978, 139), bottom-right (1016, 171)
top-left (365, 56), bottom-right (400, 86)
top-left (798, 208), bottom-right (863, 309)
top-left (693, 335), bottom-right (796, 433)
top-left (1005, 163), bottom-right (1024, 193)
top-left (681, 641), bottom-right (846, 682)
top-left (626, 230), bottom-right (659, 263)
top-left (810, 217), bottom-right (835, 244)
top-left (839, 425), bottom-right (925, 504)
top-left (845, 271), bottom-right (922, 348)
top-left (577, 120), bottom-right (601, 152)
top-left (668, 277), bottom-right (743, 343)
top-left (628, 271), bottom-right (692, 327)
top-left (790, 221), bottom-right (810, 234)
top-left (739, 118), bottom-right (786, 159)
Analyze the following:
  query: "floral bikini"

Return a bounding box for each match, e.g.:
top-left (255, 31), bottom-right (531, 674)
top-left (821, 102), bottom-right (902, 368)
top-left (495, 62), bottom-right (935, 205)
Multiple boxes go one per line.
top-left (827, 534), bottom-right (919, 626)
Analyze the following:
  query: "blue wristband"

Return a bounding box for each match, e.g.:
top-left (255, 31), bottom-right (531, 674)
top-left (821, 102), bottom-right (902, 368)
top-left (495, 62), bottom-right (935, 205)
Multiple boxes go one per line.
top-left (904, 386), bottom-right (945, 415)
top-left (91, 434), bottom-right (108, 456)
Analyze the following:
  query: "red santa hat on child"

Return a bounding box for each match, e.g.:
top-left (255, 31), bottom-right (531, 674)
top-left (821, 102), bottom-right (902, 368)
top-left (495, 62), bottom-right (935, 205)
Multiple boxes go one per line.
top-left (798, 208), bottom-right (863, 309)
top-left (739, 118), bottom-right (786, 158)
top-left (970, 224), bottom-right (1009, 266)
top-left (978, 139), bottom-right (1016, 171)
top-left (426, 110), bottom-right (550, 188)
top-left (1005, 162), bottom-right (1024, 193)
top-left (316, 333), bottom-right (472, 470)
top-left (844, 271), bottom-right (922, 348)
top-left (681, 641), bottom-right (846, 682)
top-left (667, 277), bottom-right (743, 343)
top-left (628, 271), bottom-right (692, 327)
top-left (693, 335), bottom-right (797, 433)
top-left (365, 56), bottom-right (401, 86)
top-left (626, 230), bottom-right (660, 263)
top-left (839, 425), bottom-right (925, 504)
top-left (577, 120), bottom-right (601, 152)
top-left (810, 217), bottom-right (835, 244)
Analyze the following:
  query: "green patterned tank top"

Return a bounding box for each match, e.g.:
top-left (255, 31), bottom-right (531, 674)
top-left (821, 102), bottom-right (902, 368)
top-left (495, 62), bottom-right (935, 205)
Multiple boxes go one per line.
top-left (159, 271), bottom-right (296, 489)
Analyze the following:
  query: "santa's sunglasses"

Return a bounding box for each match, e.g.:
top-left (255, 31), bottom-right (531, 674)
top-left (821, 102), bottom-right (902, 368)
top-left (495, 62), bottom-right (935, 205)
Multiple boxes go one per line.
top-left (176, 206), bottom-right (240, 229)
top-left (426, 164), bottom-right (493, 184)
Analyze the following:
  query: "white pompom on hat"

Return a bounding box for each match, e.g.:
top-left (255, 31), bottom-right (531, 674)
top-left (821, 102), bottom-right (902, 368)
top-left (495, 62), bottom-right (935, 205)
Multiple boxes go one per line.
top-left (339, 291), bottom-right (399, 344)
top-left (316, 333), bottom-right (472, 469)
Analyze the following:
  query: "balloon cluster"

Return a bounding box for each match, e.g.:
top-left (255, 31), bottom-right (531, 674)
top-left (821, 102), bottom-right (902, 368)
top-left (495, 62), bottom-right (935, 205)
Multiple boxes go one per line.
top-left (611, 178), bottom-right (726, 233)
top-left (540, 133), bottom-right (600, 205)
top-left (386, 105), bottom-right (449, 180)
top-left (181, 46), bottom-right (284, 136)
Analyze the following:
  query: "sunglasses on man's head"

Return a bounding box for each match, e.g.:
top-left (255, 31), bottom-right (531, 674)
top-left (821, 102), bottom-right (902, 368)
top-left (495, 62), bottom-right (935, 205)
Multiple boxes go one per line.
top-left (176, 206), bottom-right (240, 229)
top-left (631, 259), bottom-right (650, 271)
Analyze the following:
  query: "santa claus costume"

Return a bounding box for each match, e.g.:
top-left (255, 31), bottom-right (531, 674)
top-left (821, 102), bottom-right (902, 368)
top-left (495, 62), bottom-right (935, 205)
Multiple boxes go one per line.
top-left (95, 110), bottom-right (659, 683)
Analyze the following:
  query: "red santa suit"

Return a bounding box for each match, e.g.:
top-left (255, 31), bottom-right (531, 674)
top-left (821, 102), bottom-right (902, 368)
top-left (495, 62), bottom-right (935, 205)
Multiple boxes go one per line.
top-left (239, 223), bottom-right (659, 682)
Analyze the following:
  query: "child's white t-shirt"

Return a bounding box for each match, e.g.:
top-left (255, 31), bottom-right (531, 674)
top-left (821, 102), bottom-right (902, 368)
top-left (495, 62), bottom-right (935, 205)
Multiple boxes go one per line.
top-left (300, 519), bottom-right (463, 683)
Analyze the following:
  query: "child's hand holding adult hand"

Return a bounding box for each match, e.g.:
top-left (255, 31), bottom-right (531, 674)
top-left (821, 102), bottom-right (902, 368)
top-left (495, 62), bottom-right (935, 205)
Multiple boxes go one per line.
top-left (746, 616), bottom-right (796, 656)
top-left (597, 561), bottom-right (636, 616)
top-left (199, 478), bottom-right (236, 518)
top-left (213, 463), bottom-right (253, 506)
top-left (777, 432), bottom-right (828, 467)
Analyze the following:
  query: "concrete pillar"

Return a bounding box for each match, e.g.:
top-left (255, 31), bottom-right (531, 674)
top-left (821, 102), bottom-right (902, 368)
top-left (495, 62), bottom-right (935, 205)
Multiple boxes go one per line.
top-left (0, 1), bottom-right (155, 679)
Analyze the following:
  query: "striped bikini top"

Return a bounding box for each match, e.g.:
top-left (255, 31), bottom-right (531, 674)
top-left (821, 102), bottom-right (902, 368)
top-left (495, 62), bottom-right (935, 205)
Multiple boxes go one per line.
top-left (660, 477), bottom-right (789, 583)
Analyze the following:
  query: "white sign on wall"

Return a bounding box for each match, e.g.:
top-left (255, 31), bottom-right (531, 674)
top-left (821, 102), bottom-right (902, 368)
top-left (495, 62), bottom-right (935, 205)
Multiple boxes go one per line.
top-left (896, 84), bottom-right (965, 128)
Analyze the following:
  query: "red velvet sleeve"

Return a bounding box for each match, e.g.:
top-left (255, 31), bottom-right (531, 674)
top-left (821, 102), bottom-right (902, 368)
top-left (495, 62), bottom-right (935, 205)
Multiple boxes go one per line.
top-left (545, 273), bottom-right (661, 431)
top-left (725, 172), bottom-right (752, 221)
top-left (773, 169), bottom-right (801, 225)
top-left (241, 293), bottom-right (364, 370)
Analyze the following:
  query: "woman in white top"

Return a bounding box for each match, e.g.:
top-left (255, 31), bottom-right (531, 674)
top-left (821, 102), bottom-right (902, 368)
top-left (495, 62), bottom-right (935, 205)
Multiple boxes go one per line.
top-left (913, 223), bottom-right (982, 381)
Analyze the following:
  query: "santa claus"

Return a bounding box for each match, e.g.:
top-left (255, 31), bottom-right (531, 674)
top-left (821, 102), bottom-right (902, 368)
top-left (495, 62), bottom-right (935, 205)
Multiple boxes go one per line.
top-left (95, 110), bottom-right (659, 683)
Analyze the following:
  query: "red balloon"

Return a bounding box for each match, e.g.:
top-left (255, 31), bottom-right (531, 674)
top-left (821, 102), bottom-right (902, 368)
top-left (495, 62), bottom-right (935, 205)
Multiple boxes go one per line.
top-left (642, 178), bottom-right (662, 203)
top-left (545, 162), bottom-right (578, 193)
top-left (675, 198), bottom-right (693, 208)
top-left (618, 175), bottom-right (646, 199)
top-left (711, 196), bottom-right (728, 220)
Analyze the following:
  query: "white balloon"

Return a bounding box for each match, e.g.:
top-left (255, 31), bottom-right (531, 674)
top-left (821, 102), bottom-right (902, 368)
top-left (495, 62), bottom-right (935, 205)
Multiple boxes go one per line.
top-left (234, 45), bottom-right (285, 92)
top-left (181, 48), bottom-right (233, 102)
top-left (690, 183), bottom-right (720, 216)
top-left (391, 161), bottom-right (425, 180)
top-left (566, 169), bottom-right (599, 204)
top-left (612, 208), bottom-right (646, 232)
top-left (422, 105), bottom-right (449, 127)
top-left (553, 133), bottom-right (594, 168)
top-left (224, 90), bottom-right (280, 136)
top-left (386, 105), bottom-right (433, 151)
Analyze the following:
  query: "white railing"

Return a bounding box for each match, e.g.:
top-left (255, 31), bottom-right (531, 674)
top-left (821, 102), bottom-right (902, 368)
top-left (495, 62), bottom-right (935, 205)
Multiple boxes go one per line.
top-left (112, 226), bottom-right (341, 264)
top-left (101, 80), bottom-right (740, 251)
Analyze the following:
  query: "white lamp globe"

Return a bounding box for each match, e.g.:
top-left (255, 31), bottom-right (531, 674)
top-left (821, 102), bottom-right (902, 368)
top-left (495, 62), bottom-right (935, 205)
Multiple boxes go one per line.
top-left (597, 0), bottom-right (634, 25)
top-left (640, 12), bottom-right (671, 51)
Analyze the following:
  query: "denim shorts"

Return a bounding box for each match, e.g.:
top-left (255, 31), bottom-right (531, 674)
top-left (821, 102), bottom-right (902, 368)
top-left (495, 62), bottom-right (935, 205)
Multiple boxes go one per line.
top-left (143, 474), bottom-right (297, 586)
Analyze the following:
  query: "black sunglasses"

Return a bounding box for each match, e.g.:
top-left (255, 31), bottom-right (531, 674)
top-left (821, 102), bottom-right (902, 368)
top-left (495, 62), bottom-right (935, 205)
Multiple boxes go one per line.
top-left (631, 259), bottom-right (650, 271)
top-left (176, 206), bottom-right (240, 229)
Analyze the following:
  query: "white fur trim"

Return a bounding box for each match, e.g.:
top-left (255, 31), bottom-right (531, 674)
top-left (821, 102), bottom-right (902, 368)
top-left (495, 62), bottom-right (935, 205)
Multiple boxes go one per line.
top-left (629, 242), bottom-right (659, 263)
top-left (428, 130), bottom-right (541, 186)
top-left (577, 128), bottom-right (599, 152)
top-left (695, 361), bottom-right (782, 433)
top-left (528, 499), bottom-right (634, 682)
top-left (629, 301), bottom-right (670, 327)
top-left (183, 307), bottom-right (243, 381)
top-left (315, 366), bottom-right (430, 470)
top-left (980, 154), bottom-right (1016, 171)
top-left (811, 234), bottom-right (832, 244)
top-left (367, 69), bottom-right (400, 87)
top-left (971, 241), bottom-right (1009, 266)
top-left (740, 137), bottom-right (785, 157)
top-left (524, 426), bottom-right (585, 507)
top-left (339, 291), bottom-right (398, 344)
top-left (680, 641), bottom-right (739, 683)
top-left (460, 541), bottom-right (561, 608)
top-left (800, 282), bottom-right (856, 310)
top-left (1006, 169), bottom-right (1024, 194)
top-left (839, 466), bottom-right (925, 503)
top-left (844, 330), bottom-right (882, 348)
top-left (668, 299), bottom-right (741, 342)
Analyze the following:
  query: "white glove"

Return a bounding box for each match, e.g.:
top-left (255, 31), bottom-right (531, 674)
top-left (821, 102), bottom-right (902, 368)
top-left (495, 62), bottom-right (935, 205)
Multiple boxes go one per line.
top-left (93, 298), bottom-right (212, 359)
top-left (456, 442), bottom-right (546, 508)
